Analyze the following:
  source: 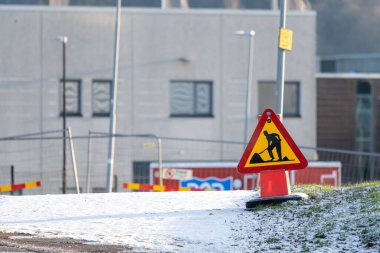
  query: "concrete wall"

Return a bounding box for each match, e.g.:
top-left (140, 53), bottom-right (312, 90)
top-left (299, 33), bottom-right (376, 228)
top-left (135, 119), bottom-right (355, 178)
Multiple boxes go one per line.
top-left (0, 6), bottom-right (316, 193)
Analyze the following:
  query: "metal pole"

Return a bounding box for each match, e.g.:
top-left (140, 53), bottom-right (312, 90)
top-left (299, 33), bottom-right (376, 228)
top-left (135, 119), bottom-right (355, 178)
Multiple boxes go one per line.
top-left (10, 165), bottom-right (14, 196)
top-left (157, 137), bottom-right (163, 186)
top-left (275, 0), bottom-right (287, 121)
top-left (62, 36), bottom-right (68, 194)
top-left (106, 0), bottom-right (122, 193)
top-left (244, 33), bottom-right (255, 147)
top-left (235, 30), bottom-right (255, 148)
top-left (68, 127), bottom-right (80, 194)
top-left (276, 0), bottom-right (293, 184)
top-left (161, 0), bottom-right (167, 9)
top-left (86, 130), bottom-right (92, 193)
top-left (271, 0), bottom-right (278, 10)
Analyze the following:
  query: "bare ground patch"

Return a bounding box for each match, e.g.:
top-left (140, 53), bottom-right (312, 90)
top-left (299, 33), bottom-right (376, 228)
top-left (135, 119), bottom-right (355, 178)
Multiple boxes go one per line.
top-left (0, 232), bottom-right (132, 253)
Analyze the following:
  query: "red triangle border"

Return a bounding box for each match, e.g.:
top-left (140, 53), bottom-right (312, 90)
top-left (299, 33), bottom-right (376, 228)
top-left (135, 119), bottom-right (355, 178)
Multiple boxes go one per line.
top-left (237, 108), bottom-right (308, 174)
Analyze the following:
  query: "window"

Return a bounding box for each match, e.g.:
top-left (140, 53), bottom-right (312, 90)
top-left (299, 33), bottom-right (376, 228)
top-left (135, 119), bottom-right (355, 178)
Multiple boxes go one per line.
top-left (170, 81), bottom-right (213, 117)
top-left (133, 161), bottom-right (151, 184)
top-left (59, 79), bottom-right (81, 116)
top-left (355, 81), bottom-right (373, 180)
top-left (92, 80), bottom-right (112, 117)
top-left (356, 81), bottom-right (373, 152)
top-left (258, 81), bottom-right (300, 117)
top-left (320, 60), bottom-right (336, 73)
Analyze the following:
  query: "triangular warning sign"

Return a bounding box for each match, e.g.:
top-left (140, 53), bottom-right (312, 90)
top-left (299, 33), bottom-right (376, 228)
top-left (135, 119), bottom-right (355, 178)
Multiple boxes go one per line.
top-left (238, 108), bottom-right (308, 174)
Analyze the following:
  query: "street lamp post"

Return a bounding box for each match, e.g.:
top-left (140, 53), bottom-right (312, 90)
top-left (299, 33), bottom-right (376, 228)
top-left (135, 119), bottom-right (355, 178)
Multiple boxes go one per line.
top-left (235, 30), bottom-right (256, 148)
top-left (106, 0), bottom-right (122, 193)
top-left (58, 36), bottom-right (68, 194)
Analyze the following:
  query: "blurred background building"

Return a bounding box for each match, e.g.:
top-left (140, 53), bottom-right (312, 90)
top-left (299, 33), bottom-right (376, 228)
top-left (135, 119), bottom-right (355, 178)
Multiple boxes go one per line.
top-left (311, 0), bottom-right (380, 156)
top-left (0, 1), bottom-right (316, 193)
top-left (2, 0), bottom-right (380, 193)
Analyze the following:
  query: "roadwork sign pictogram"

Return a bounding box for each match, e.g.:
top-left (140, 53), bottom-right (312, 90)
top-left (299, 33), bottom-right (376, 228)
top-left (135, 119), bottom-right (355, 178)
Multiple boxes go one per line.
top-left (238, 108), bottom-right (308, 173)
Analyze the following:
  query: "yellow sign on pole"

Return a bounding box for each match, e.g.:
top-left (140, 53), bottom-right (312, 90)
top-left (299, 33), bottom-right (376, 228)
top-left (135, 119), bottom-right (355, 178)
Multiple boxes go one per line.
top-left (279, 28), bottom-right (293, 51)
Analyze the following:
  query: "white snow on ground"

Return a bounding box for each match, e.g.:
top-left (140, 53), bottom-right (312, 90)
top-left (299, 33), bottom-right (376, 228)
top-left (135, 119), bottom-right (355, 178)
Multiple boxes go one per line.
top-left (0, 186), bottom-right (379, 252)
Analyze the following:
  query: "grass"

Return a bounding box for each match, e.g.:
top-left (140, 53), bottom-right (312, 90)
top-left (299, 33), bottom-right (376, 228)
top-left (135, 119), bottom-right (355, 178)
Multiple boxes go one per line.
top-left (314, 230), bottom-right (327, 239)
top-left (313, 222), bottom-right (335, 241)
top-left (362, 188), bottom-right (380, 204)
top-left (360, 225), bottom-right (380, 248)
top-left (291, 184), bottom-right (336, 199)
top-left (351, 181), bottom-right (380, 188)
top-left (358, 186), bottom-right (380, 213)
top-left (254, 203), bottom-right (286, 212)
top-left (245, 182), bottom-right (380, 252)
top-left (265, 236), bottom-right (281, 244)
top-left (293, 181), bottom-right (380, 192)
top-left (251, 182), bottom-right (379, 212)
top-left (297, 203), bottom-right (332, 218)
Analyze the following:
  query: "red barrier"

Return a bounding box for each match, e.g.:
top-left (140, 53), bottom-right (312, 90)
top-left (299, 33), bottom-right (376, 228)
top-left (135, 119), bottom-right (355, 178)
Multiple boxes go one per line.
top-left (0, 181), bottom-right (41, 192)
top-left (149, 161), bottom-right (342, 191)
top-left (124, 183), bottom-right (215, 192)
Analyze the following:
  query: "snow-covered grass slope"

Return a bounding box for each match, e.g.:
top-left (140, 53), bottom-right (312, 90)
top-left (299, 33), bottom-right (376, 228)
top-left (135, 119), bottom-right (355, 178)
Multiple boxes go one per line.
top-left (0, 182), bottom-right (379, 252)
top-left (239, 182), bottom-right (380, 252)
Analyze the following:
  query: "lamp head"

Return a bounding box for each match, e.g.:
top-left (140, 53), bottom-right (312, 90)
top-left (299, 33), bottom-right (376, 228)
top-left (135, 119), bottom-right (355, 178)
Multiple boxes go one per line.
top-left (56, 36), bottom-right (68, 44)
top-left (234, 30), bottom-right (255, 37)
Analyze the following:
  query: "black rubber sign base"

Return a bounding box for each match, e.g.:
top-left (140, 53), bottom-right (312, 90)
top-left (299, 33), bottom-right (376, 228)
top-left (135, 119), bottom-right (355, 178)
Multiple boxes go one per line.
top-left (246, 193), bottom-right (308, 209)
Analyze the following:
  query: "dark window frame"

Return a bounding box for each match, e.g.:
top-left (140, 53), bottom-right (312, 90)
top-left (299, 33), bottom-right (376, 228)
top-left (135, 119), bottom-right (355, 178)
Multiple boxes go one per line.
top-left (92, 79), bottom-right (112, 117)
top-left (170, 80), bottom-right (214, 118)
top-left (59, 79), bottom-right (82, 117)
top-left (320, 59), bottom-right (336, 73)
top-left (258, 81), bottom-right (301, 118)
top-left (355, 80), bottom-right (373, 153)
top-left (284, 81), bottom-right (301, 118)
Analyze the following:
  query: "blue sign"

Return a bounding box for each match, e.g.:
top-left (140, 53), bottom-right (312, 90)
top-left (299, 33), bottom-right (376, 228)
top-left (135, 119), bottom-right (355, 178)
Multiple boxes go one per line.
top-left (180, 177), bottom-right (233, 191)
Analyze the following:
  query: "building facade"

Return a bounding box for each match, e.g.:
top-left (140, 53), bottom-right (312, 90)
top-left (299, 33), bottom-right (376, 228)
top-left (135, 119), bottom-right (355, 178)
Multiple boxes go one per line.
top-left (317, 74), bottom-right (380, 153)
top-left (317, 73), bottom-right (380, 181)
top-left (0, 6), bottom-right (316, 194)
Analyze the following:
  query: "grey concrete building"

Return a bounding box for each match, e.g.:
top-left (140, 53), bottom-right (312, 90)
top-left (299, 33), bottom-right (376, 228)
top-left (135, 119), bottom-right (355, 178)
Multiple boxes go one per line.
top-left (0, 6), bottom-right (316, 194)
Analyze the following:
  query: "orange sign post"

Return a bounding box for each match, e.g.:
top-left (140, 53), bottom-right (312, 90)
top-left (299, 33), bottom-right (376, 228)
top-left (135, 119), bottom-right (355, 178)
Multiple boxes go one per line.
top-left (238, 108), bottom-right (308, 208)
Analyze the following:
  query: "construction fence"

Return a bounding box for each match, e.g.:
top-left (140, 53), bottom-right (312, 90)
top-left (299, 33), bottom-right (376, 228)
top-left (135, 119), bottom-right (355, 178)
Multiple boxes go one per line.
top-left (0, 130), bottom-right (380, 195)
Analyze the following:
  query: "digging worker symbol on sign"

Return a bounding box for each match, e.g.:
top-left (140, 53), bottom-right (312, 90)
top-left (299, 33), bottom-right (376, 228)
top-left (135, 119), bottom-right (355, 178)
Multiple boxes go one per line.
top-left (239, 108), bottom-right (307, 172)
top-left (263, 130), bottom-right (282, 161)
